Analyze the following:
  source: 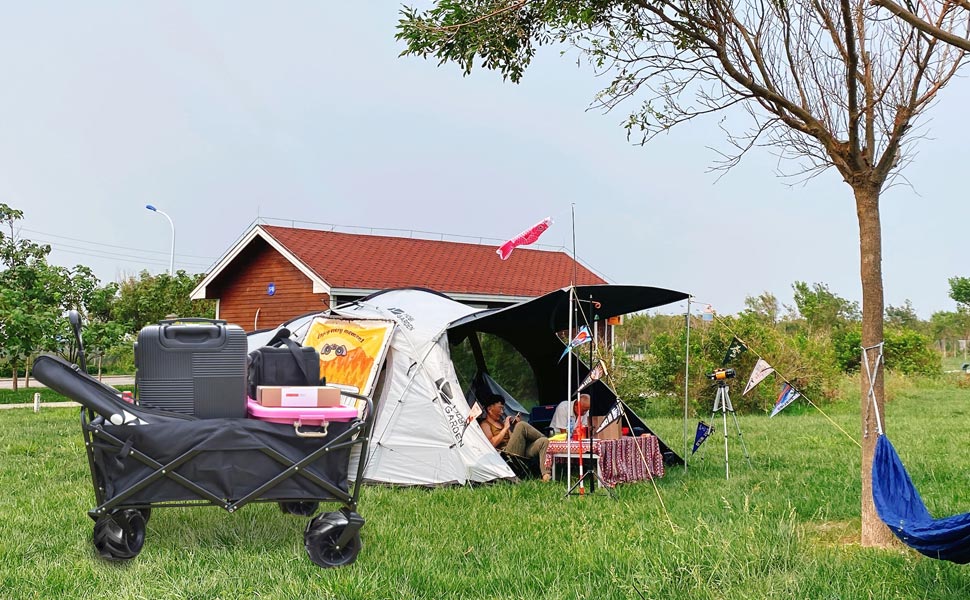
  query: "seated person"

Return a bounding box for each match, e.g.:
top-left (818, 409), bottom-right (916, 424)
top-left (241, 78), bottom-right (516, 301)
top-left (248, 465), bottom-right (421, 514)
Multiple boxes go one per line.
top-left (549, 393), bottom-right (591, 435)
top-left (480, 395), bottom-right (551, 482)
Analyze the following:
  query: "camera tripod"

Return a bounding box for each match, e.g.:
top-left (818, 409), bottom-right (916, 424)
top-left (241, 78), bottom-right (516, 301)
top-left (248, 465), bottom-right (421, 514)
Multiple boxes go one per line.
top-left (702, 380), bottom-right (752, 479)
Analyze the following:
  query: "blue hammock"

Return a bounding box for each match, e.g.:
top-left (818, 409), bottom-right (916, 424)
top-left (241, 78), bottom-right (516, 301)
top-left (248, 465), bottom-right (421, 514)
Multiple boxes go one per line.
top-left (872, 435), bottom-right (970, 563)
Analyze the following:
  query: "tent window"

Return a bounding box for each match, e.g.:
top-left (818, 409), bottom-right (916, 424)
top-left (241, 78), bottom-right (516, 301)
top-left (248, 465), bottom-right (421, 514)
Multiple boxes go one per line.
top-left (451, 333), bottom-right (539, 411)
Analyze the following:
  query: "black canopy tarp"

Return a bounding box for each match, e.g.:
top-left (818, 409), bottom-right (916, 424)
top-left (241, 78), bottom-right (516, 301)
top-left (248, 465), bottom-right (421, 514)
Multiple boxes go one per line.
top-left (448, 284), bottom-right (689, 465)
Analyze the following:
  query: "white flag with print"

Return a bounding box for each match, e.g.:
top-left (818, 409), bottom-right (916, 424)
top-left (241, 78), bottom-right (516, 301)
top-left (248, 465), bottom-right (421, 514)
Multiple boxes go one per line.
top-left (743, 358), bottom-right (775, 395)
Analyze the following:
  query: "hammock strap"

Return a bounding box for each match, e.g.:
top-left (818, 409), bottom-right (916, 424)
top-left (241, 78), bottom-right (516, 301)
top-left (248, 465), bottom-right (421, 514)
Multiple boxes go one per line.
top-left (862, 342), bottom-right (885, 437)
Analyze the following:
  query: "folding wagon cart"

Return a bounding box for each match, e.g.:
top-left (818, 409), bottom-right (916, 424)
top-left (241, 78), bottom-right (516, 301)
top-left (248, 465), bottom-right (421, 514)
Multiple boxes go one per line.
top-left (31, 314), bottom-right (374, 568)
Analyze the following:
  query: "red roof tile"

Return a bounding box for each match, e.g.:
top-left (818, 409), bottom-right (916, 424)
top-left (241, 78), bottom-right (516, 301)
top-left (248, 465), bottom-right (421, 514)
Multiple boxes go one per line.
top-left (261, 225), bottom-right (606, 298)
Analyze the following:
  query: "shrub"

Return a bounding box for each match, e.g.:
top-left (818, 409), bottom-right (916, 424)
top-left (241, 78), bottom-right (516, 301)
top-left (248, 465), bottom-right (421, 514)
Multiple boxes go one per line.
top-left (884, 328), bottom-right (939, 376)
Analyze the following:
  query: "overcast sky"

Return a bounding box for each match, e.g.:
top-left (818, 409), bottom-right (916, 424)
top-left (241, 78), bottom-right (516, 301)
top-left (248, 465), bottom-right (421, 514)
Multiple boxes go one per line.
top-left (1, 3), bottom-right (967, 319)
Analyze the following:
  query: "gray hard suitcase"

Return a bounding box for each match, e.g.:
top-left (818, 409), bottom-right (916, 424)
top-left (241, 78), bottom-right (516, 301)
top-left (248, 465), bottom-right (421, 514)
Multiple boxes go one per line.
top-left (135, 318), bottom-right (248, 418)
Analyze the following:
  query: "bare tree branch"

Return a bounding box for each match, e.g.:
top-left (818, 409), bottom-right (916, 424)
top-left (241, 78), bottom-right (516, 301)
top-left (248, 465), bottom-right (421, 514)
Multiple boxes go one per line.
top-left (872, 0), bottom-right (970, 49)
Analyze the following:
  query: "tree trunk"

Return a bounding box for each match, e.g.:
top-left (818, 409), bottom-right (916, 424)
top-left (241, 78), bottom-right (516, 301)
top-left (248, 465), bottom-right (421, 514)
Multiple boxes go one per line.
top-left (856, 186), bottom-right (894, 548)
top-left (10, 360), bottom-right (18, 393)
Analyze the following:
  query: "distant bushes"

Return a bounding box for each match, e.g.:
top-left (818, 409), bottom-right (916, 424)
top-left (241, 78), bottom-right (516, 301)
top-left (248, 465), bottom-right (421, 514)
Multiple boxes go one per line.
top-left (614, 299), bottom-right (941, 417)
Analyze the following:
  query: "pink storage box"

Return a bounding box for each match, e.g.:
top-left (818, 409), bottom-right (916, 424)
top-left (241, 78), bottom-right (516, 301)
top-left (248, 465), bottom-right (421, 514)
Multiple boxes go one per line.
top-left (247, 399), bottom-right (358, 425)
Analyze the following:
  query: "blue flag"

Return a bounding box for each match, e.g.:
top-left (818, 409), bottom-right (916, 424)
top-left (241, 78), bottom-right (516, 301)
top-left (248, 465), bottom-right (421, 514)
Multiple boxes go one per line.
top-left (770, 383), bottom-right (801, 417)
top-left (692, 421), bottom-right (713, 454)
top-left (558, 325), bottom-right (592, 362)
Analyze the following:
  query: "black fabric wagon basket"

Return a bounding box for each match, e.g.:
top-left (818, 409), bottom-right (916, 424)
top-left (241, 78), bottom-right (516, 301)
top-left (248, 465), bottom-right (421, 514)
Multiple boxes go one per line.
top-left (32, 333), bottom-right (374, 569)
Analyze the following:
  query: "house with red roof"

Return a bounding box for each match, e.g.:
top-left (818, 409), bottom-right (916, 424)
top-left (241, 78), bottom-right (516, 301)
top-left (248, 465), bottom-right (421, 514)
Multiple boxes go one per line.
top-left (191, 224), bottom-right (607, 331)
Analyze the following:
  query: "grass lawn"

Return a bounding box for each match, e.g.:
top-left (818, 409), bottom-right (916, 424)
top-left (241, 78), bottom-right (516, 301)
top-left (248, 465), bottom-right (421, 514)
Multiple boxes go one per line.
top-left (1, 375), bottom-right (968, 599)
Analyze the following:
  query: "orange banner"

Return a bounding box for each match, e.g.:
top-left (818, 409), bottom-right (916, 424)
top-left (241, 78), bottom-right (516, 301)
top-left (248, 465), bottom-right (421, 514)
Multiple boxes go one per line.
top-left (303, 317), bottom-right (395, 396)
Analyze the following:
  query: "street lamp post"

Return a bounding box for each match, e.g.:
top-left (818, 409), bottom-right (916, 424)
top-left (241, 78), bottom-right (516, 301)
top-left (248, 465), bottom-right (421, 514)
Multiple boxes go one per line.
top-left (145, 204), bottom-right (175, 274)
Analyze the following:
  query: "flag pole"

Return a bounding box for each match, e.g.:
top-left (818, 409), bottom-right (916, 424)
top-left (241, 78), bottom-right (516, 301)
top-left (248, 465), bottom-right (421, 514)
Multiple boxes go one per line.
top-left (684, 296), bottom-right (692, 471)
top-left (566, 205), bottom-right (576, 489)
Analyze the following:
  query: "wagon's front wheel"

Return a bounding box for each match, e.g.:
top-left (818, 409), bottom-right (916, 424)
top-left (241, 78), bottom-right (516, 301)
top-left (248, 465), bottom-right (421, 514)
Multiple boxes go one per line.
top-left (304, 511), bottom-right (362, 568)
top-left (92, 509), bottom-right (146, 561)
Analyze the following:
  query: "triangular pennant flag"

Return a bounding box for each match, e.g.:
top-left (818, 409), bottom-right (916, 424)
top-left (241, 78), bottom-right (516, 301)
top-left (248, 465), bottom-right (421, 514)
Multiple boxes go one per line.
top-left (722, 337), bottom-right (747, 366)
top-left (770, 382), bottom-right (801, 417)
top-left (594, 401), bottom-right (623, 434)
top-left (558, 325), bottom-right (591, 362)
top-left (692, 421), bottom-right (713, 454)
top-left (576, 361), bottom-right (607, 393)
top-left (743, 358), bottom-right (775, 395)
top-left (496, 217), bottom-right (552, 260)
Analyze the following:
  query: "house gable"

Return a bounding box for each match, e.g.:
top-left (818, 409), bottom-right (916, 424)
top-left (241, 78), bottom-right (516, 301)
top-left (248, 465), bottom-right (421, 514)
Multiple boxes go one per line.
top-left (206, 236), bottom-right (330, 331)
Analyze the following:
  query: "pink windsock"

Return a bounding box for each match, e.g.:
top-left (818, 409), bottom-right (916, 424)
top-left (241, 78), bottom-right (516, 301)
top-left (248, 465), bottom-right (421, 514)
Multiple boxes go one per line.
top-left (496, 217), bottom-right (552, 260)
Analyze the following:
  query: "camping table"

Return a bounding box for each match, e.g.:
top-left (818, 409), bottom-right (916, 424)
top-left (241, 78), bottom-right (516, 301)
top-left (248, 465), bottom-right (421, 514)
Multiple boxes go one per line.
top-left (544, 435), bottom-right (664, 487)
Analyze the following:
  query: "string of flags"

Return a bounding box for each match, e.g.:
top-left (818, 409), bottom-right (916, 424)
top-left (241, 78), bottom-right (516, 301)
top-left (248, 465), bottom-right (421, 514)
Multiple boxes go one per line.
top-left (691, 309), bottom-right (861, 448)
top-left (719, 336), bottom-right (802, 417)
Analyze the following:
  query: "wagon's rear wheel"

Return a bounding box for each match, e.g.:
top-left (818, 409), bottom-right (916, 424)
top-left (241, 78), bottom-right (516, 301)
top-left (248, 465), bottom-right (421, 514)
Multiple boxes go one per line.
top-left (279, 501), bottom-right (319, 517)
top-left (92, 509), bottom-right (146, 561)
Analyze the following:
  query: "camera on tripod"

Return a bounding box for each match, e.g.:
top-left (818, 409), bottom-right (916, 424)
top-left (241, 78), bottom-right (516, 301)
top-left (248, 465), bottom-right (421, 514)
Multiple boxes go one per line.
top-left (706, 368), bottom-right (736, 381)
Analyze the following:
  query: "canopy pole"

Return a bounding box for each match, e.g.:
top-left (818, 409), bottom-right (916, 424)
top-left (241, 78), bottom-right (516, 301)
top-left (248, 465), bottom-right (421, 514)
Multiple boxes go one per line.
top-left (566, 205), bottom-right (576, 490)
top-left (684, 297), bottom-right (692, 471)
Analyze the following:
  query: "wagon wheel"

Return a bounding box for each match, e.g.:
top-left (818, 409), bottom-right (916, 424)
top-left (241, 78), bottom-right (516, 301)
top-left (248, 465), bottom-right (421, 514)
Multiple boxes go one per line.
top-left (138, 507), bottom-right (152, 523)
top-left (279, 501), bottom-right (319, 517)
top-left (304, 511), bottom-right (362, 568)
top-left (92, 509), bottom-right (146, 561)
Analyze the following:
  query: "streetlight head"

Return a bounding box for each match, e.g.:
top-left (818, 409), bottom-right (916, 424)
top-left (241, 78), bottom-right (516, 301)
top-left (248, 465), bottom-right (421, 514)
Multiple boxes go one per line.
top-left (146, 204), bottom-right (157, 212)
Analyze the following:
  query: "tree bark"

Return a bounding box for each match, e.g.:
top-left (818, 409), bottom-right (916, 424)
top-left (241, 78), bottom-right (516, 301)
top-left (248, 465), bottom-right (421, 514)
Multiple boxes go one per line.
top-left (11, 360), bottom-right (18, 393)
top-left (856, 185), bottom-right (894, 547)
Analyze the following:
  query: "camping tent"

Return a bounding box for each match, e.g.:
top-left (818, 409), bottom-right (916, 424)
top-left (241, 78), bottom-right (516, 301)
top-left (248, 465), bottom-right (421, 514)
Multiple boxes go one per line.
top-left (250, 288), bottom-right (516, 486)
top-left (249, 285), bottom-right (688, 485)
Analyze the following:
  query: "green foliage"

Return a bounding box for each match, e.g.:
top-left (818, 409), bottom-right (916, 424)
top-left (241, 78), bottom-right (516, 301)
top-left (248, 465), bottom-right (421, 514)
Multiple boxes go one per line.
top-left (0, 204), bottom-right (66, 387)
top-left (611, 281), bottom-right (939, 417)
top-left (884, 329), bottom-right (939, 376)
top-left (743, 291), bottom-right (780, 324)
top-left (947, 276), bottom-right (970, 308)
top-left (790, 281), bottom-right (860, 332)
top-left (929, 309), bottom-right (970, 341)
top-left (832, 326), bottom-right (862, 372)
top-left (885, 299), bottom-right (922, 333)
top-left (112, 270), bottom-right (215, 333)
top-left (396, 1), bottom-right (610, 84)
top-left (450, 333), bottom-right (538, 408)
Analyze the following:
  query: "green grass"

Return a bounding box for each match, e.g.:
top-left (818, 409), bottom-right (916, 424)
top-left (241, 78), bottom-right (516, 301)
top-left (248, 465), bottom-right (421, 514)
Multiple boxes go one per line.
top-left (1, 377), bottom-right (969, 599)
top-left (942, 354), bottom-right (969, 373)
top-left (0, 386), bottom-right (134, 405)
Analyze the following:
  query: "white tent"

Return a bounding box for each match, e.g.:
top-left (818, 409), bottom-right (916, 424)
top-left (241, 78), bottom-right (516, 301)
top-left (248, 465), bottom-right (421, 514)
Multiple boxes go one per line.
top-left (249, 288), bottom-right (515, 486)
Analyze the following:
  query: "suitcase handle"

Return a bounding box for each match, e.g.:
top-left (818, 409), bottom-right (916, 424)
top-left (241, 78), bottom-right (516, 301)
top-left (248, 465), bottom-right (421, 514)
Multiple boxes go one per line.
top-left (159, 323), bottom-right (226, 348)
top-left (158, 318), bottom-right (228, 325)
top-left (293, 419), bottom-right (329, 438)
